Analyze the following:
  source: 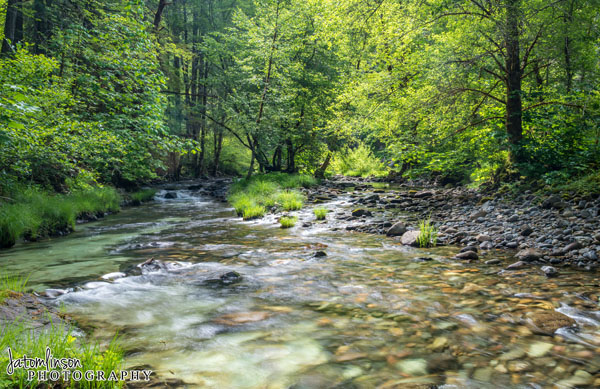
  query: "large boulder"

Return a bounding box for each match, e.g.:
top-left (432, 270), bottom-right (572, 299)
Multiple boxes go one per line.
top-left (401, 230), bottom-right (421, 247)
top-left (386, 222), bottom-right (407, 237)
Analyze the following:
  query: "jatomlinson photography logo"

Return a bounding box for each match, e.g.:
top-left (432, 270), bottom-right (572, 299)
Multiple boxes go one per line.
top-left (5, 346), bottom-right (152, 382)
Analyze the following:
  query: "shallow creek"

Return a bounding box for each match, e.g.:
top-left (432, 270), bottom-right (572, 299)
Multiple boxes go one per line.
top-left (1, 184), bottom-right (600, 388)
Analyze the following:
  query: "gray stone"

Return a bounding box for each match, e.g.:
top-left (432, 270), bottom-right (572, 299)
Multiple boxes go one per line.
top-left (401, 230), bottom-right (421, 247)
top-left (516, 248), bottom-right (542, 262)
top-left (386, 222), bottom-right (407, 237)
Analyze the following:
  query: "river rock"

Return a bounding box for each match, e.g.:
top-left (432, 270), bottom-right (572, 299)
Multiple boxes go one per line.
top-left (352, 208), bottom-right (371, 217)
top-left (476, 234), bottom-right (491, 242)
top-left (401, 230), bottom-right (421, 247)
top-left (426, 353), bottom-right (458, 373)
top-left (164, 191), bottom-right (178, 199)
top-left (101, 272), bottom-right (126, 281)
top-left (525, 311), bottom-right (576, 335)
top-left (314, 251), bottom-right (327, 258)
top-left (460, 246), bottom-right (478, 253)
top-left (520, 225), bottom-right (534, 236)
top-left (387, 222), bottom-right (407, 237)
top-left (396, 359), bottom-right (428, 376)
top-left (542, 195), bottom-right (562, 209)
top-left (213, 311), bottom-right (270, 325)
top-left (563, 241), bottom-right (583, 252)
top-left (541, 266), bottom-right (558, 277)
top-left (455, 251), bottom-right (479, 260)
top-left (505, 261), bottom-right (527, 270)
top-left (205, 271), bottom-right (242, 286)
top-left (516, 248), bottom-right (542, 262)
top-left (527, 342), bottom-right (554, 358)
top-left (555, 370), bottom-right (594, 388)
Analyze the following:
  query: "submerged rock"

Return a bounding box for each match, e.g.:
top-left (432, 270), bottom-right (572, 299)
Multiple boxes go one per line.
top-left (204, 271), bottom-right (243, 287)
top-left (164, 191), bottom-right (178, 199)
top-left (525, 310), bottom-right (576, 335)
top-left (455, 251), bottom-right (478, 260)
top-left (541, 266), bottom-right (558, 277)
top-left (213, 311), bottom-right (270, 326)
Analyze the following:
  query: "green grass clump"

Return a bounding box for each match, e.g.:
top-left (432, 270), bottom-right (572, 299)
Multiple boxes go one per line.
top-left (330, 143), bottom-right (388, 178)
top-left (279, 216), bottom-right (298, 228)
top-left (313, 208), bottom-right (328, 220)
top-left (243, 204), bottom-right (266, 220)
top-left (0, 319), bottom-right (123, 388)
top-left (0, 272), bottom-right (28, 304)
top-left (416, 218), bottom-right (438, 248)
top-left (276, 191), bottom-right (304, 211)
top-left (228, 173), bottom-right (317, 219)
top-left (129, 189), bottom-right (157, 205)
top-left (0, 187), bottom-right (121, 248)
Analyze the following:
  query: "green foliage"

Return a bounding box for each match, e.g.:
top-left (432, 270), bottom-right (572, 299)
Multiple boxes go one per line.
top-left (553, 171), bottom-right (600, 196)
top-left (0, 320), bottom-right (123, 388)
top-left (242, 205), bottom-right (266, 220)
top-left (275, 191), bottom-right (304, 211)
top-left (0, 187), bottom-right (121, 248)
top-left (330, 144), bottom-right (388, 177)
top-left (129, 189), bottom-right (157, 205)
top-left (228, 173), bottom-right (316, 218)
top-left (279, 216), bottom-right (298, 229)
top-left (313, 208), bottom-right (328, 220)
top-left (416, 218), bottom-right (438, 248)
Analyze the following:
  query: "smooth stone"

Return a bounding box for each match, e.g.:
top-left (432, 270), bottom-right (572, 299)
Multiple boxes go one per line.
top-left (473, 367), bottom-right (493, 382)
top-left (455, 251), bottom-right (479, 260)
top-left (541, 266), bottom-right (558, 277)
top-left (401, 230), bottom-right (421, 247)
top-left (101, 272), bottom-right (126, 280)
top-left (516, 248), bottom-right (542, 262)
top-left (387, 222), bottom-right (407, 237)
top-left (499, 348), bottom-right (526, 361)
top-left (555, 370), bottom-right (593, 387)
top-left (527, 342), bottom-right (554, 358)
top-left (396, 359), bottom-right (428, 376)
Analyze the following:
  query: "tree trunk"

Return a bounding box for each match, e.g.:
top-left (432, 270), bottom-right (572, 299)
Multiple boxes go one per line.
top-left (285, 138), bottom-right (296, 173)
top-left (2, 0), bottom-right (21, 54)
top-left (315, 153), bottom-right (332, 179)
top-left (212, 128), bottom-right (223, 176)
top-left (505, 0), bottom-right (523, 161)
top-left (563, 0), bottom-right (575, 93)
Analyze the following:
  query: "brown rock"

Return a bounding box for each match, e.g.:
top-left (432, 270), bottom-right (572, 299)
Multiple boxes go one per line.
top-left (525, 311), bottom-right (576, 335)
top-left (213, 311), bottom-right (271, 326)
top-left (516, 248), bottom-right (542, 262)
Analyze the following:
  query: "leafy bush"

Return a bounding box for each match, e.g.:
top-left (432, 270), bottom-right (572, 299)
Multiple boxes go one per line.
top-left (280, 216), bottom-right (298, 228)
top-left (330, 144), bottom-right (387, 177)
top-left (416, 218), bottom-right (438, 248)
top-left (314, 208), bottom-right (328, 220)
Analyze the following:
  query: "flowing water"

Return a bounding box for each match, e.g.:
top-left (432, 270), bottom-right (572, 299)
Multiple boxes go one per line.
top-left (2, 185), bottom-right (600, 388)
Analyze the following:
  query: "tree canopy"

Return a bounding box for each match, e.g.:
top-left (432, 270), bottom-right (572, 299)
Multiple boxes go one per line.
top-left (1, 0), bottom-right (599, 193)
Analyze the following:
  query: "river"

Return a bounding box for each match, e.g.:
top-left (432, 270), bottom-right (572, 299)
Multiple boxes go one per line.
top-left (1, 183), bottom-right (599, 388)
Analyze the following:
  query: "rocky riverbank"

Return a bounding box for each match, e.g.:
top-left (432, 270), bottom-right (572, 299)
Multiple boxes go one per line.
top-left (302, 176), bottom-right (600, 274)
top-left (0, 292), bottom-right (73, 334)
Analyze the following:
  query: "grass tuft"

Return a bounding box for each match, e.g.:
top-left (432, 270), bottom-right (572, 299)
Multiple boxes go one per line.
top-left (243, 204), bottom-right (266, 220)
top-left (280, 216), bottom-right (298, 229)
top-left (129, 189), bottom-right (157, 205)
top-left (313, 208), bottom-right (328, 220)
top-left (416, 217), bottom-right (438, 248)
top-left (0, 272), bottom-right (28, 304)
top-left (228, 173), bottom-right (317, 219)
